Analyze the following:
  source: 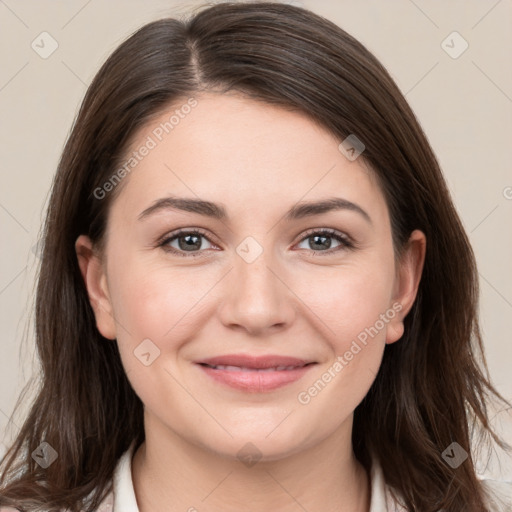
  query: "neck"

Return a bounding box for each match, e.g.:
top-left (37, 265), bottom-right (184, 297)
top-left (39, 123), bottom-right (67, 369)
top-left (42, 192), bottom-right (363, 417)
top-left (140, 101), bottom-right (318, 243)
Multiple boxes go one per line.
top-left (132, 413), bottom-right (370, 512)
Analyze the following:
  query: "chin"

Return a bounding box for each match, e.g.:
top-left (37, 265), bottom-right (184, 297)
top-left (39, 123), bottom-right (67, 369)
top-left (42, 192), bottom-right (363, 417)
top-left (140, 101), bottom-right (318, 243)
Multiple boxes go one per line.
top-left (197, 427), bottom-right (313, 464)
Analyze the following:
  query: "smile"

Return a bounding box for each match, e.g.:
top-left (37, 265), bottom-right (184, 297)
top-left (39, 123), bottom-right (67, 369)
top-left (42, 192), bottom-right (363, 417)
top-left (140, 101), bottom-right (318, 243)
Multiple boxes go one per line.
top-left (196, 362), bottom-right (317, 392)
top-left (202, 364), bottom-right (306, 371)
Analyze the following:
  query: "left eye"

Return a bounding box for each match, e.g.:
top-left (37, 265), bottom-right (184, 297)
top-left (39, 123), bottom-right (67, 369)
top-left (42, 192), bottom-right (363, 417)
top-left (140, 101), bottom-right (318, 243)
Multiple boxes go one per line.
top-left (295, 230), bottom-right (353, 253)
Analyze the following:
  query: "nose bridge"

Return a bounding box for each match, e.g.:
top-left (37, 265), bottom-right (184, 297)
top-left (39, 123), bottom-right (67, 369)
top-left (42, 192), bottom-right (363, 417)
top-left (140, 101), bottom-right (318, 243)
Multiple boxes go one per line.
top-left (234, 235), bottom-right (281, 303)
top-left (218, 235), bottom-right (295, 333)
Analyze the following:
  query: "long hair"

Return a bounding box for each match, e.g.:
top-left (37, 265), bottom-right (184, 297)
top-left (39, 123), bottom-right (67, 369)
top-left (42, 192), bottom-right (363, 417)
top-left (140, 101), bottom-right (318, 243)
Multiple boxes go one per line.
top-left (0, 3), bottom-right (510, 511)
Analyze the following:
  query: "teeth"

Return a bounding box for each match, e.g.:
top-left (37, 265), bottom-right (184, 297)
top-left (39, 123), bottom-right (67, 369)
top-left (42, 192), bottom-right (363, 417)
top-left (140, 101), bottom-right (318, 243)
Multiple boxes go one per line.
top-left (208, 364), bottom-right (300, 371)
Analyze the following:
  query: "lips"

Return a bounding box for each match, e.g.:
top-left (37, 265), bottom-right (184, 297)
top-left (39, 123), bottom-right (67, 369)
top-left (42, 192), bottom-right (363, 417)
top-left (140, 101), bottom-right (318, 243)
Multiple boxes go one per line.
top-left (197, 354), bottom-right (314, 370)
top-left (195, 354), bottom-right (317, 392)
top-left (204, 364), bottom-right (301, 371)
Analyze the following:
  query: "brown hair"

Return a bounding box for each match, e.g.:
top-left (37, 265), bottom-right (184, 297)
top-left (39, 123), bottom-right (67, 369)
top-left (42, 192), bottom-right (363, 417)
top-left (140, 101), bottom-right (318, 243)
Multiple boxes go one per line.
top-left (0, 2), bottom-right (510, 511)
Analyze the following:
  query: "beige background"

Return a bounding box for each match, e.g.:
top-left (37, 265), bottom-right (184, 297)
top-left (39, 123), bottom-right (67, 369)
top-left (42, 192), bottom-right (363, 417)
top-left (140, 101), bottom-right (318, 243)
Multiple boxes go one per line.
top-left (1, 0), bottom-right (511, 477)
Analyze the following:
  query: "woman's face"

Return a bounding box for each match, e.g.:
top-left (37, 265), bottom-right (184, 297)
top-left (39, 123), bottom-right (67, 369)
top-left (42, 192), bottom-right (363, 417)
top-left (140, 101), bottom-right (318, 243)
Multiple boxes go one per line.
top-left (77, 92), bottom-right (425, 461)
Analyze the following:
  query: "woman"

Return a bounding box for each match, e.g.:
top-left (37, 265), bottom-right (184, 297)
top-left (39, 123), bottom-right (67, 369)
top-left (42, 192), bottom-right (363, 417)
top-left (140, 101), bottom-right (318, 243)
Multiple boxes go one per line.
top-left (0, 2), bottom-right (510, 511)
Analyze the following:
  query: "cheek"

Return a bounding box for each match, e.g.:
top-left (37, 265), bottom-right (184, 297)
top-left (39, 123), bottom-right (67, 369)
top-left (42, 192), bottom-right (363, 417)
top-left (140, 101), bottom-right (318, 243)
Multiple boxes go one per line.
top-left (294, 253), bottom-right (396, 348)
top-left (106, 262), bottom-right (200, 410)
top-left (106, 251), bottom-right (222, 377)
top-left (293, 264), bottom-right (394, 422)
top-left (109, 264), bottom-right (198, 341)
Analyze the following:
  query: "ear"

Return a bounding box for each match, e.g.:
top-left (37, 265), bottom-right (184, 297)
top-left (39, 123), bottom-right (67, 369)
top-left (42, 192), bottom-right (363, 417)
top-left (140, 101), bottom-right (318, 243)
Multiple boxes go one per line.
top-left (75, 235), bottom-right (117, 340)
top-left (386, 229), bottom-right (426, 344)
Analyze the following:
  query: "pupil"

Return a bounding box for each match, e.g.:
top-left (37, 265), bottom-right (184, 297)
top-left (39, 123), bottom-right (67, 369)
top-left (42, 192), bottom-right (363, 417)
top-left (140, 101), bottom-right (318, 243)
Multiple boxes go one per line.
top-left (311, 235), bottom-right (330, 250)
top-left (179, 234), bottom-right (201, 251)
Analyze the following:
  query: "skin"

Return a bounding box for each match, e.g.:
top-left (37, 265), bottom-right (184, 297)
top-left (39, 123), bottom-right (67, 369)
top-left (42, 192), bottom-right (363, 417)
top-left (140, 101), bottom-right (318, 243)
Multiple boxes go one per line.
top-left (76, 92), bottom-right (426, 512)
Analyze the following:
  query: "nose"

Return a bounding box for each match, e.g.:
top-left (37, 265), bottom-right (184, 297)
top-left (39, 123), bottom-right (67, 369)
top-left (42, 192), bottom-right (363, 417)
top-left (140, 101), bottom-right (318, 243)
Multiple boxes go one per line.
top-left (217, 246), bottom-right (297, 336)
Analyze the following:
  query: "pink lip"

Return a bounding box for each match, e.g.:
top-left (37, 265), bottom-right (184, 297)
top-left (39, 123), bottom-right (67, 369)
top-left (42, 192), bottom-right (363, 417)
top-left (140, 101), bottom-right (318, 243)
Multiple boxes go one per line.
top-left (198, 354), bottom-right (313, 369)
top-left (195, 354), bottom-right (317, 392)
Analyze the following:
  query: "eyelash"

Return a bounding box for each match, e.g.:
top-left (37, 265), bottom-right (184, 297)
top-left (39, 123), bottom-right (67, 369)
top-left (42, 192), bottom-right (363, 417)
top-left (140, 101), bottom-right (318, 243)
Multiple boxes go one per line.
top-left (156, 227), bottom-right (356, 258)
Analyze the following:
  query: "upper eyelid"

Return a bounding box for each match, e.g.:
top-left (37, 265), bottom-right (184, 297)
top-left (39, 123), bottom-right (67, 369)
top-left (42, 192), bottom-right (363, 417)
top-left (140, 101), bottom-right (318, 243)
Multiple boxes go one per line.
top-left (163, 227), bottom-right (218, 245)
top-left (299, 227), bottom-right (351, 240)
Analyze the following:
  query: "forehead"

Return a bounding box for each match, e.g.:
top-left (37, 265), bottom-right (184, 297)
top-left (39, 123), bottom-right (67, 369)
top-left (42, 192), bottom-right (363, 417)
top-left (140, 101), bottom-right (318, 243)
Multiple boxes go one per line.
top-left (109, 92), bottom-right (387, 225)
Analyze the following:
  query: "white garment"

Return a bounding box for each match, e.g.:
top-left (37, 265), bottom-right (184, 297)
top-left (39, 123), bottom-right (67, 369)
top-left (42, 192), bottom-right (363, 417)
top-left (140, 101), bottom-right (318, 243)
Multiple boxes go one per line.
top-left (90, 442), bottom-right (512, 512)
top-left (0, 442), bottom-right (510, 511)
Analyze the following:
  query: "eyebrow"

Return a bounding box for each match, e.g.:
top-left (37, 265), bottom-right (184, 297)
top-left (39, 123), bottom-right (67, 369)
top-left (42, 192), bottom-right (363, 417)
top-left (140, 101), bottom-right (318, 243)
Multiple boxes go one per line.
top-left (137, 195), bottom-right (372, 224)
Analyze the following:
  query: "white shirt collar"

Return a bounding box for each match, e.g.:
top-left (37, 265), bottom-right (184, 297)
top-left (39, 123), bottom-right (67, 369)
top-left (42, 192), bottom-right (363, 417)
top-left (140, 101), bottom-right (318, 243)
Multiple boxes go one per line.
top-left (101, 442), bottom-right (512, 510)
top-left (98, 441), bottom-right (406, 512)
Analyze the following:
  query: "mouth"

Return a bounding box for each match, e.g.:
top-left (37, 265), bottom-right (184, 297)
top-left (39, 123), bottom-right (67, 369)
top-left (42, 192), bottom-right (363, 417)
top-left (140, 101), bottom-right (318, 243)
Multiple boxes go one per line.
top-left (195, 354), bottom-right (317, 392)
top-left (196, 354), bottom-right (315, 369)
top-left (198, 363), bottom-right (314, 371)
